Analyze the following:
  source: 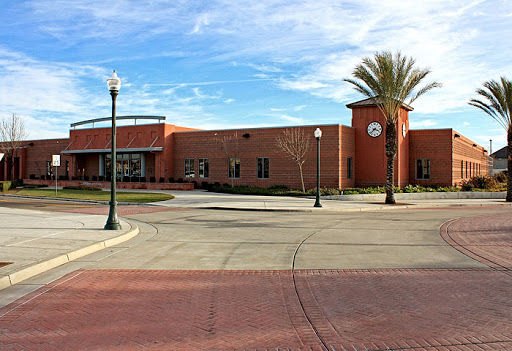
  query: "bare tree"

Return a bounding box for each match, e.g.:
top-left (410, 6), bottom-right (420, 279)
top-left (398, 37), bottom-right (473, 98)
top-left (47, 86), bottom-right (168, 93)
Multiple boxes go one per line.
top-left (216, 132), bottom-right (239, 187)
top-left (276, 128), bottom-right (310, 192)
top-left (0, 114), bottom-right (28, 180)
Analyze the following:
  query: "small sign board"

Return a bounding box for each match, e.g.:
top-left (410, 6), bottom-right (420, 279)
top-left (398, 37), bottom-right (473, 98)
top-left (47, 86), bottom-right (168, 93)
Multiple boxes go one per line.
top-left (52, 155), bottom-right (61, 167)
top-left (0, 153), bottom-right (4, 161)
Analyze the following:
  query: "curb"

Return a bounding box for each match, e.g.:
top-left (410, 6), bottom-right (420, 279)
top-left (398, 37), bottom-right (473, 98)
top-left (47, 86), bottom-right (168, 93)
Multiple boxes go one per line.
top-left (0, 223), bottom-right (140, 291)
top-left (200, 201), bottom-right (512, 213)
top-left (0, 194), bottom-right (161, 206)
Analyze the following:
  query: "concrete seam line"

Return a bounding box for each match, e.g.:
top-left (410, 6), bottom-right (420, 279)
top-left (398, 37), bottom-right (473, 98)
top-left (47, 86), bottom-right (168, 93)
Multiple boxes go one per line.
top-left (0, 222), bottom-right (139, 291)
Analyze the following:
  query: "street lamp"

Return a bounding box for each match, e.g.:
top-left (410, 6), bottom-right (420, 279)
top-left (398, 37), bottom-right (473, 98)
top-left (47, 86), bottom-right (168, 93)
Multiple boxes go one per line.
top-left (314, 128), bottom-right (322, 208)
top-left (104, 71), bottom-right (122, 230)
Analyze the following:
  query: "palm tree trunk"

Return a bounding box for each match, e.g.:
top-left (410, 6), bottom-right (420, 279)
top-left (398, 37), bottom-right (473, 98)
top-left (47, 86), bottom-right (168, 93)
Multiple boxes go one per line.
top-left (507, 128), bottom-right (512, 202)
top-left (385, 120), bottom-right (397, 204)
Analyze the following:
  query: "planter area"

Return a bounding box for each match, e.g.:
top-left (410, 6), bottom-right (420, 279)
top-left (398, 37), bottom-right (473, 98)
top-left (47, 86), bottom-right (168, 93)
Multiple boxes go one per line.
top-left (23, 179), bottom-right (194, 191)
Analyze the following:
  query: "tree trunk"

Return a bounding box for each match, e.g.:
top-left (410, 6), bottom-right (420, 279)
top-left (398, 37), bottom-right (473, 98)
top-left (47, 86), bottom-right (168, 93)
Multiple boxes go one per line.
top-left (385, 120), bottom-right (397, 204)
top-left (507, 128), bottom-right (512, 202)
top-left (298, 163), bottom-right (305, 193)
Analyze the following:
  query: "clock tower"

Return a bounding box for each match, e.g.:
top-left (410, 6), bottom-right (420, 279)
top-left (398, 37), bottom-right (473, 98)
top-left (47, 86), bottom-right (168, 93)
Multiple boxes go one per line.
top-left (347, 97), bottom-right (411, 188)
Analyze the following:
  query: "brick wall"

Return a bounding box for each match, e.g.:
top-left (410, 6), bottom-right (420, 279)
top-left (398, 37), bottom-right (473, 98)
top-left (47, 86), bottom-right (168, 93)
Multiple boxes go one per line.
top-left (409, 129), bottom-right (490, 186)
top-left (22, 139), bottom-right (72, 179)
top-left (339, 126), bottom-right (356, 188)
top-left (452, 131), bottom-right (490, 184)
top-left (172, 125), bottom-right (345, 190)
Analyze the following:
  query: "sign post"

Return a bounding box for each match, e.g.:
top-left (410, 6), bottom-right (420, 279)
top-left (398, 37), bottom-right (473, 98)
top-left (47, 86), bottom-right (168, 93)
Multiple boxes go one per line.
top-left (52, 155), bottom-right (61, 196)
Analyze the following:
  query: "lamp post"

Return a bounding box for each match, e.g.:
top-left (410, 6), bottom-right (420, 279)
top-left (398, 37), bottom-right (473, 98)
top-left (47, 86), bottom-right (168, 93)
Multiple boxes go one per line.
top-left (314, 128), bottom-right (322, 208)
top-left (104, 71), bottom-right (122, 230)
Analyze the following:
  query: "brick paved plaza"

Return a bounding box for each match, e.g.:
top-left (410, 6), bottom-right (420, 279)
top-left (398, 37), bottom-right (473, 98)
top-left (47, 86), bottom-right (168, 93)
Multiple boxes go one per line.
top-left (1, 207), bottom-right (511, 350)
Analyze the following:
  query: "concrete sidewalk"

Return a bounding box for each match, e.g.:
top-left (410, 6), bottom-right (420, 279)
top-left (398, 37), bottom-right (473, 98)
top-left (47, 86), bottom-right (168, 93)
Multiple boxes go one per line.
top-left (0, 207), bottom-right (138, 290)
top-left (150, 189), bottom-right (512, 212)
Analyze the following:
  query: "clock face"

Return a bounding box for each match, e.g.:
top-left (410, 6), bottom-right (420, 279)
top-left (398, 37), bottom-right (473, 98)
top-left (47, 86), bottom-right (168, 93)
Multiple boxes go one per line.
top-left (367, 121), bottom-right (382, 138)
top-left (402, 123), bottom-right (406, 138)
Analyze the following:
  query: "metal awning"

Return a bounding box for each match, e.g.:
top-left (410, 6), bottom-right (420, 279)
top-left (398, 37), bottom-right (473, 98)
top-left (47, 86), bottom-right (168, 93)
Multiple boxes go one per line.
top-left (61, 147), bottom-right (163, 154)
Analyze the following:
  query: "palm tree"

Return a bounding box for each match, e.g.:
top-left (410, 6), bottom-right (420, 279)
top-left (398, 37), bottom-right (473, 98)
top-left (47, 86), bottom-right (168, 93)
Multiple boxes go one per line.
top-left (344, 51), bottom-right (442, 204)
top-left (469, 77), bottom-right (512, 202)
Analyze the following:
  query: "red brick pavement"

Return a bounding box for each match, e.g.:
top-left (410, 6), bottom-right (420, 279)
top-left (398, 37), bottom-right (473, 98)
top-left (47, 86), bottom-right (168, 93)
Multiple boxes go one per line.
top-left (440, 213), bottom-right (512, 269)
top-left (1, 269), bottom-right (511, 350)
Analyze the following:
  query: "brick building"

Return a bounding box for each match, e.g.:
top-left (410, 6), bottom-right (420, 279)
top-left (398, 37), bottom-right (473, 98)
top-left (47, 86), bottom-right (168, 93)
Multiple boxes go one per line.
top-left (1, 98), bottom-right (491, 190)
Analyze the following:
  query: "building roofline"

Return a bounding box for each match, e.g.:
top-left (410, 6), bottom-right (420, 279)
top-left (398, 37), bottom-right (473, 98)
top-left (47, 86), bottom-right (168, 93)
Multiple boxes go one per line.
top-left (70, 115), bottom-right (166, 128)
top-left (173, 123), bottom-right (352, 134)
top-left (346, 97), bottom-right (414, 111)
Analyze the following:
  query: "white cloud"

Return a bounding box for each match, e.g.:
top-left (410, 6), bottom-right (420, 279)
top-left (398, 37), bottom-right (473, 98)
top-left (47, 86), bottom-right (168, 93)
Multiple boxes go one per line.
top-left (409, 119), bottom-right (438, 128)
top-left (270, 108), bottom-right (287, 111)
top-left (294, 105), bottom-right (307, 111)
top-left (189, 13), bottom-right (210, 34)
top-left (277, 114), bottom-right (304, 124)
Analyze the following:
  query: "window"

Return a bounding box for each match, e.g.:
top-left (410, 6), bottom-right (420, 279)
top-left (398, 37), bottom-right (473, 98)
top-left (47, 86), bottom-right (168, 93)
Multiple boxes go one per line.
top-left (257, 157), bottom-right (269, 179)
top-left (347, 157), bottom-right (353, 179)
top-left (199, 158), bottom-right (209, 178)
top-left (461, 160), bottom-right (464, 178)
top-left (229, 158), bottom-right (240, 178)
top-left (465, 161), bottom-right (468, 178)
top-left (184, 158), bottom-right (195, 178)
top-left (416, 158), bottom-right (430, 180)
top-left (46, 160), bottom-right (53, 176)
top-left (105, 153), bottom-right (141, 178)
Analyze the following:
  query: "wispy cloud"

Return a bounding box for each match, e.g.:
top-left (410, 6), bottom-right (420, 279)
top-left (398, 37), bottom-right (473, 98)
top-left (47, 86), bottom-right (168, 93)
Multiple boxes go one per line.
top-left (409, 120), bottom-right (438, 128)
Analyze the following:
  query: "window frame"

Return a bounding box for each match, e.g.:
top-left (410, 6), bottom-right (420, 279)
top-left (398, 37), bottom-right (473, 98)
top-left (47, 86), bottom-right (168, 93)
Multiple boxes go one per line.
top-left (416, 158), bottom-right (431, 180)
top-left (228, 158), bottom-right (240, 179)
top-left (257, 157), bottom-right (270, 179)
top-left (347, 157), bottom-right (353, 180)
top-left (184, 158), bottom-right (195, 178)
top-left (198, 158), bottom-right (209, 178)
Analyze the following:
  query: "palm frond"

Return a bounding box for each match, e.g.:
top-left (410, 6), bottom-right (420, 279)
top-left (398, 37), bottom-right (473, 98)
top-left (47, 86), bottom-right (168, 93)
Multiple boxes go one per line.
top-left (468, 77), bottom-right (512, 132)
top-left (344, 50), bottom-right (441, 122)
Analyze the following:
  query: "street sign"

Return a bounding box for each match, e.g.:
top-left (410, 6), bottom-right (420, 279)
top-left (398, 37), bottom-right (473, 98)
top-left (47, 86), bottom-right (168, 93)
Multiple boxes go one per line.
top-left (52, 155), bottom-right (61, 167)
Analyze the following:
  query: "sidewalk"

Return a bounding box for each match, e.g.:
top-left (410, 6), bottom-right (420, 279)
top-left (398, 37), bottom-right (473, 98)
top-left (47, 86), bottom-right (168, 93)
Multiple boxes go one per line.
top-left (149, 189), bottom-right (512, 212)
top-left (0, 207), bottom-right (138, 290)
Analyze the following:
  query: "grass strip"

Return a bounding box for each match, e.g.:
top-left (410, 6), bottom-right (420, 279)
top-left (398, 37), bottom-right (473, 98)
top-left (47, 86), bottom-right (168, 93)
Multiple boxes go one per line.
top-left (13, 188), bottom-right (174, 203)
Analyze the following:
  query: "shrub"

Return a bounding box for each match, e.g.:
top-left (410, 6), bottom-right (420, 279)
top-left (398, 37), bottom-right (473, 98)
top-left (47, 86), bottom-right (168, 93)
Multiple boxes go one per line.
top-left (63, 185), bottom-right (102, 191)
top-left (461, 180), bottom-right (475, 191)
top-left (268, 185), bottom-right (288, 190)
top-left (494, 171), bottom-right (508, 184)
top-left (469, 175), bottom-right (496, 190)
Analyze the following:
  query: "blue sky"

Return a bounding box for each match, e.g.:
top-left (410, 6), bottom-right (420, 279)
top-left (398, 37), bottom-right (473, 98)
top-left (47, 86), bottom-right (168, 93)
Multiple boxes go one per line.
top-left (1, 0), bottom-right (511, 150)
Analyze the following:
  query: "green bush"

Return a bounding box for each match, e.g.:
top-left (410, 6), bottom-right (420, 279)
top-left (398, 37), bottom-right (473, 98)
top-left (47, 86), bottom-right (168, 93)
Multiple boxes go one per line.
top-left (268, 184), bottom-right (289, 190)
top-left (1, 181), bottom-right (12, 192)
top-left (461, 179), bottom-right (475, 191)
top-left (494, 171), bottom-right (508, 184)
top-left (469, 175), bottom-right (496, 190)
top-left (63, 185), bottom-right (102, 191)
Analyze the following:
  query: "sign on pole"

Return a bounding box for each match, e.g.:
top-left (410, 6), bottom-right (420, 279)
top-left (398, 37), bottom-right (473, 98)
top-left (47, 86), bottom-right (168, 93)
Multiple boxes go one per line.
top-left (52, 155), bottom-right (61, 167)
top-left (52, 155), bottom-right (60, 195)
